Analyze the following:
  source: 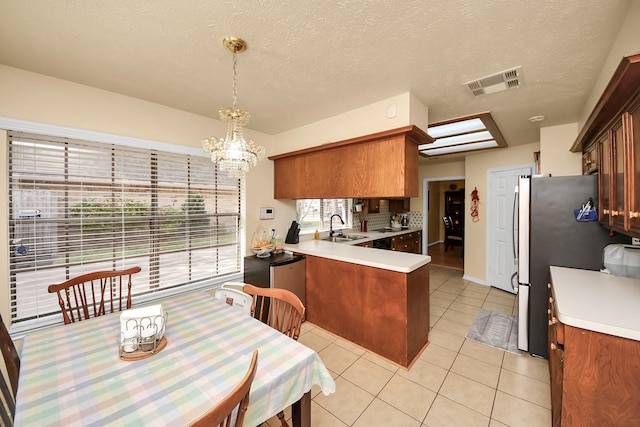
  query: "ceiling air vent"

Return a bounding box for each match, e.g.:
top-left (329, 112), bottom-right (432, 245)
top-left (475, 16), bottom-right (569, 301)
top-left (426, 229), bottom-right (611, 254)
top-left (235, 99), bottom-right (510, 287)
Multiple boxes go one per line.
top-left (463, 66), bottom-right (523, 97)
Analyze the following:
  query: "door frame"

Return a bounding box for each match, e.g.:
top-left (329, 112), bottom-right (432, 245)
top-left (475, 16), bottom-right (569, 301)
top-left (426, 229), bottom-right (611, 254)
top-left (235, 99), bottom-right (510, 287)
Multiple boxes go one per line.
top-left (422, 175), bottom-right (465, 256)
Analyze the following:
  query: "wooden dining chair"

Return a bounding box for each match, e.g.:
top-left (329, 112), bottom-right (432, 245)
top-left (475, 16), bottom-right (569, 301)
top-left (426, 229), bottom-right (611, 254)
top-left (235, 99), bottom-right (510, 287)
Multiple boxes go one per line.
top-left (0, 313), bottom-right (20, 398)
top-left (47, 266), bottom-right (142, 324)
top-left (1, 365), bottom-right (14, 427)
top-left (242, 284), bottom-right (305, 427)
top-left (1, 313), bottom-right (20, 425)
top-left (442, 215), bottom-right (463, 252)
top-left (187, 350), bottom-right (258, 427)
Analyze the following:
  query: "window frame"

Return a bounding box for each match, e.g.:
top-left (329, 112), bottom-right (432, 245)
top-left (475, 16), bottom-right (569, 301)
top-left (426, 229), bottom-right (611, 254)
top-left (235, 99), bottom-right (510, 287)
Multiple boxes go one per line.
top-left (3, 118), bottom-right (245, 334)
top-left (295, 198), bottom-right (353, 234)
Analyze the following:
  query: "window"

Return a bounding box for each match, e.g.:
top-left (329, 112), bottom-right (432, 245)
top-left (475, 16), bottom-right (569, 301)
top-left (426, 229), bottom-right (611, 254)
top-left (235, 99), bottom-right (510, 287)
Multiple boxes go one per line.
top-left (296, 199), bottom-right (353, 233)
top-left (8, 131), bottom-right (243, 331)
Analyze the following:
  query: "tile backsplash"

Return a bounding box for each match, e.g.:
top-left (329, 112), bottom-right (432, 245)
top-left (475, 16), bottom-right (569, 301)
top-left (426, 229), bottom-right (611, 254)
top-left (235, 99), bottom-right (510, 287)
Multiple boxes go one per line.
top-left (353, 199), bottom-right (423, 232)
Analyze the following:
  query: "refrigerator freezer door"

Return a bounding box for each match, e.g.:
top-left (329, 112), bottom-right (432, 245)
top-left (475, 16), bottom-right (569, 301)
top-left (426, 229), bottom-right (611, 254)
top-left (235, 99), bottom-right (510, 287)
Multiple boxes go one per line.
top-left (517, 283), bottom-right (529, 351)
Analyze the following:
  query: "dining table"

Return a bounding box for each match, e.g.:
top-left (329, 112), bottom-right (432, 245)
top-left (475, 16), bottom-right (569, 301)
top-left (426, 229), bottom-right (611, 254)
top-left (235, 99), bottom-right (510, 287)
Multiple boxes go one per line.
top-left (14, 291), bottom-right (336, 426)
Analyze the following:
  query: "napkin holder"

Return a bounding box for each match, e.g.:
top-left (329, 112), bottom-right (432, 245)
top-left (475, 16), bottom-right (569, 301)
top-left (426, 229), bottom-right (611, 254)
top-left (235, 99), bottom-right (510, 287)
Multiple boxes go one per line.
top-left (118, 304), bottom-right (168, 360)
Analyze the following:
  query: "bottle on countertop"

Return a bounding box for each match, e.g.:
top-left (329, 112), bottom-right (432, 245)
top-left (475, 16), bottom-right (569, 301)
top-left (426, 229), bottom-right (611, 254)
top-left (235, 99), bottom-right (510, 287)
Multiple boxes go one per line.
top-left (314, 230), bottom-right (320, 240)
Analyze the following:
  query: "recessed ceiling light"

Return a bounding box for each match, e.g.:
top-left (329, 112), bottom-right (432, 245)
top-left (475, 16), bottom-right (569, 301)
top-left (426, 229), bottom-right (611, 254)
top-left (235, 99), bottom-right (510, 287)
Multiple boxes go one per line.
top-left (528, 115), bottom-right (545, 122)
top-left (420, 112), bottom-right (507, 158)
top-left (421, 140), bottom-right (498, 156)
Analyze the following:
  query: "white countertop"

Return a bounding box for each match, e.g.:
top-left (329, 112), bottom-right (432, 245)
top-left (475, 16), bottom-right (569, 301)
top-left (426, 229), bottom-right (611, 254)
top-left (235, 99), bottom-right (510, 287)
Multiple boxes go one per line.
top-left (550, 266), bottom-right (640, 341)
top-left (284, 228), bottom-right (431, 273)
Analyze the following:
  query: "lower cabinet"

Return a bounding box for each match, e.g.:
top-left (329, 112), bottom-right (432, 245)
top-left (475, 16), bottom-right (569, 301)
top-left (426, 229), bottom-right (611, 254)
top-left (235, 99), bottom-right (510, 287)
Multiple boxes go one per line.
top-left (548, 282), bottom-right (640, 426)
top-left (391, 231), bottom-right (422, 254)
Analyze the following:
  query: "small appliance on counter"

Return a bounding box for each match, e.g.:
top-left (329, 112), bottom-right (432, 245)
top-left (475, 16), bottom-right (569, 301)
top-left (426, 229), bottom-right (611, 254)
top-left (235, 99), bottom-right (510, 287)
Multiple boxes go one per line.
top-left (400, 214), bottom-right (409, 229)
top-left (603, 244), bottom-right (640, 278)
top-left (390, 214), bottom-right (402, 230)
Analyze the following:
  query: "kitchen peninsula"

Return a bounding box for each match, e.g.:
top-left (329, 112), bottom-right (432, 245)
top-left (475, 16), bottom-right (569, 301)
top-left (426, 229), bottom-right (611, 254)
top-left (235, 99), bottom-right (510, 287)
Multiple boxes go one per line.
top-left (285, 230), bottom-right (431, 368)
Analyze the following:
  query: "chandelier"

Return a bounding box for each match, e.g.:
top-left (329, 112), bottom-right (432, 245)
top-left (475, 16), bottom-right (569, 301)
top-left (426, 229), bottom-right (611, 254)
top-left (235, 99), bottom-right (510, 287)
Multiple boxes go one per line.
top-left (202, 37), bottom-right (265, 177)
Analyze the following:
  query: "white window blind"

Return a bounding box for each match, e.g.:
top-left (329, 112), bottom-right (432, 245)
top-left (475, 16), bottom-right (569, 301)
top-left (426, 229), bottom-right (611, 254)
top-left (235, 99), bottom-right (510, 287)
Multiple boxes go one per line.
top-left (8, 131), bottom-right (242, 330)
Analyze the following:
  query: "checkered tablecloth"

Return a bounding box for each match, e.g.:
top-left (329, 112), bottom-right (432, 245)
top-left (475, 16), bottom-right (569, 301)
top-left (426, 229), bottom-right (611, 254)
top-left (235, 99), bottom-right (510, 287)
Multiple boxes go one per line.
top-left (14, 291), bottom-right (335, 426)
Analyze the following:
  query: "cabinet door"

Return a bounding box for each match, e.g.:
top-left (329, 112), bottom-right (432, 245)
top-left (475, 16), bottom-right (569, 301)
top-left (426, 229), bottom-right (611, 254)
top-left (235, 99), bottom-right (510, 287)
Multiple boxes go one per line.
top-left (389, 198), bottom-right (410, 213)
top-left (599, 132), bottom-right (612, 225)
top-left (627, 102), bottom-right (640, 232)
top-left (549, 342), bottom-right (564, 427)
top-left (582, 142), bottom-right (598, 175)
top-left (367, 198), bottom-right (380, 213)
top-left (413, 231), bottom-right (422, 254)
top-left (612, 120), bottom-right (626, 229)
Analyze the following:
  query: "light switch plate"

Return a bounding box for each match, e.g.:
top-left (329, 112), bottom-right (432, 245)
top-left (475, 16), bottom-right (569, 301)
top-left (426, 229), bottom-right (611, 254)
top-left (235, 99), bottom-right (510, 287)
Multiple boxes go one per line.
top-left (260, 207), bottom-right (274, 220)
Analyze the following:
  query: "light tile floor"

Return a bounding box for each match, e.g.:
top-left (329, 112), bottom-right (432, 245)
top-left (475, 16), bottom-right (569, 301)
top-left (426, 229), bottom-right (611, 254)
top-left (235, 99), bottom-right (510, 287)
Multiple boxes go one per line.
top-left (262, 265), bottom-right (551, 427)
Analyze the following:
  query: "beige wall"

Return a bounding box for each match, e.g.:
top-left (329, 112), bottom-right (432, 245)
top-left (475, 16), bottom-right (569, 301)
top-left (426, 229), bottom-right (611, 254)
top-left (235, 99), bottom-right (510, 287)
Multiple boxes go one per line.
top-left (540, 123), bottom-right (581, 176)
top-left (418, 160), bottom-right (465, 212)
top-left (464, 143), bottom-right (540, 282)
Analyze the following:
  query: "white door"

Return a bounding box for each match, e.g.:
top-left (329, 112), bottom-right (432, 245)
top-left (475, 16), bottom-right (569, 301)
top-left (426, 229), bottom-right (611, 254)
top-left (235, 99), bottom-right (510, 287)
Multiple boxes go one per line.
top-left (487, 164), bottom-right (533, 293)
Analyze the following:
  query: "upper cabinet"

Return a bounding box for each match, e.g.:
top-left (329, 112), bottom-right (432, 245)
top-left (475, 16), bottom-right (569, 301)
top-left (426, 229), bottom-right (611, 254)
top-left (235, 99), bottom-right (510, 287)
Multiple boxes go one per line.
top-left (571, 54), bottom-right (640, 237)
top-left (269, 126), bottom-right (433, 199)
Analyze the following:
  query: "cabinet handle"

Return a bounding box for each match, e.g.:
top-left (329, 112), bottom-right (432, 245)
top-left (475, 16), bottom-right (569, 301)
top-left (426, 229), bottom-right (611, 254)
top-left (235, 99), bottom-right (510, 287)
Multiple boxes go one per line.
top-left (547, 283), bottom-right (551, 289)
top-left (630, 211), bottom-right (640, 218)
top-left (550, 343), bottom-right (556, 350)
top-left (549, 296), bottom-right (554, 303)
top-left (611, 210), bottom-right (620, 217)
top-left (549, 317), bottom-right (557, 326)
top-left (548, 308), bottom-right (552, 315)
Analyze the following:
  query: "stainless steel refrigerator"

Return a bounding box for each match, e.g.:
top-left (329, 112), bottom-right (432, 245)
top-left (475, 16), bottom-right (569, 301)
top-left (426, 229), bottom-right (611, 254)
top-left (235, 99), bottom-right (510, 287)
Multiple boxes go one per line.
top-left (515, 174), bottom-right (629, 358)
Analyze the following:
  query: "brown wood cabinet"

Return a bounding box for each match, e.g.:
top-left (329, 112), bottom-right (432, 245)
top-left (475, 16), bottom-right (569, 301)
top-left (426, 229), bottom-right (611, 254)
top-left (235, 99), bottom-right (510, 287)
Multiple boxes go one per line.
top-left (389, 198), bottom-right (410, 213)
top-left (305, 254), bottom-right (430, 367)
top-left (548, 281), bottom-right (640, 426)
top-left (391, 230), bottom-right (422, 254)
top-left (269, 125), bottom-right (433, 199)
top-left (365, 198), bottom-right (380, 214)
top-left (582, 141), bottom-right (597, 175)
top-left (572, 53), bottom-right (640, 238)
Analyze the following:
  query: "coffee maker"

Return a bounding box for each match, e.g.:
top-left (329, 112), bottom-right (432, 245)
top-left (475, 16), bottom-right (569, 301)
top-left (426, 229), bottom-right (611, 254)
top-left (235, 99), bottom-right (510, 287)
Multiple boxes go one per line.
top-left (400, 214), bottom-right (409, 228)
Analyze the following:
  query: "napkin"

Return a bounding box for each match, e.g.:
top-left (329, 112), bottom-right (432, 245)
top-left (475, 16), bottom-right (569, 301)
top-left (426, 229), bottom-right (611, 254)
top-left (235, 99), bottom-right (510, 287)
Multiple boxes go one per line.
top-left (120, 304), bottom-right (165, 339)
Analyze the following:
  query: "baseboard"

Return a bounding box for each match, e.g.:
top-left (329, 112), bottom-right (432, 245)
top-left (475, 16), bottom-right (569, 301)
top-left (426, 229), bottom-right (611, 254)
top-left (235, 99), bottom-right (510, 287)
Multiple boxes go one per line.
top-left (462, 274), bottom-right (487, 286)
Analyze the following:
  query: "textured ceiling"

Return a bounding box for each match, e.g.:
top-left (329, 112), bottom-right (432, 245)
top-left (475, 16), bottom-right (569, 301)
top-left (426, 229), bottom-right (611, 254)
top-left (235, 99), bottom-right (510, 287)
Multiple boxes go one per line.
top-left (0, 0), bottom-right (633, 152)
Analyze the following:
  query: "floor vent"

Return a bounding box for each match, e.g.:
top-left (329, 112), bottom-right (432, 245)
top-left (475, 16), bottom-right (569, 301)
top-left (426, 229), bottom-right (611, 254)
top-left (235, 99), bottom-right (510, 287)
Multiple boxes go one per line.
top-left (463, 66), bottom-right (523, 97)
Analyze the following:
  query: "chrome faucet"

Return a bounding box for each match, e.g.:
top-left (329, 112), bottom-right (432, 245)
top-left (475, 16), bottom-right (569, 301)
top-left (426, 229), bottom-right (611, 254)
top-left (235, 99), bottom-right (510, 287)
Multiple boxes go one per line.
top-left (329, 214), bottom-right (345, 237)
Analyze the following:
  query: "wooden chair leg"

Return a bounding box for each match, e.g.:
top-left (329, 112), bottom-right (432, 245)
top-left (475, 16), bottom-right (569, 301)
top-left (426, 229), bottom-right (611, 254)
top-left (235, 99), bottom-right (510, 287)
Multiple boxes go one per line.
top-left (277, 410), bottom-right (289, 427)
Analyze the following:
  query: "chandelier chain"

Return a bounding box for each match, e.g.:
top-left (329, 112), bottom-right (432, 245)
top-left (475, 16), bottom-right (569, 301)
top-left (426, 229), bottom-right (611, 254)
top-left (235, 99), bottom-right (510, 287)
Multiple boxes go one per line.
top-left (232, 50), bottom-right (238, 110)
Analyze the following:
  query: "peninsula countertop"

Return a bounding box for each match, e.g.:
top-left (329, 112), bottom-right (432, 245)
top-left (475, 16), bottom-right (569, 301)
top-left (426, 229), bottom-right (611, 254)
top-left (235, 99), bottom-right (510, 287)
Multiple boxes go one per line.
top-left (284, 228), bottom-right (431, 273)
top-left (550, 266), bottom-right (640, 341)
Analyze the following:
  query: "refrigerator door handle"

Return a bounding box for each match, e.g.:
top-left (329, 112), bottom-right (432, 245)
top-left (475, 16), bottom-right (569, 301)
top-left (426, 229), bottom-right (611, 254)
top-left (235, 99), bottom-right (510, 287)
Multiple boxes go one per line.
top-left (518, 176), bottom-right (531, 285)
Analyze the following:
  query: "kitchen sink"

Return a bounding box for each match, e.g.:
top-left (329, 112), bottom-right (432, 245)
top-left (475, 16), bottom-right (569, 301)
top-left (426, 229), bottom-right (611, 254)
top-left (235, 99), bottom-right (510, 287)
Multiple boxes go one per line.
top-left (321, 234), bottom-right (367, 243)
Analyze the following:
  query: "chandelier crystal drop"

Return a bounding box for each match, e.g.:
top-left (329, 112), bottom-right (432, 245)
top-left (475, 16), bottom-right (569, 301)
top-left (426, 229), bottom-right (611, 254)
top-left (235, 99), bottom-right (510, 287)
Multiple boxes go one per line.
top-left (202, 37), bottom-right (265, 178)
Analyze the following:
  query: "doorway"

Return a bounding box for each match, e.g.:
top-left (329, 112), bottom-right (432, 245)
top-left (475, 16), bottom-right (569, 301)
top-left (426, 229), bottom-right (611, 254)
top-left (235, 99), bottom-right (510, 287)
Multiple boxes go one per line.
top-left (423, 176), bottom-right (465, 270)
